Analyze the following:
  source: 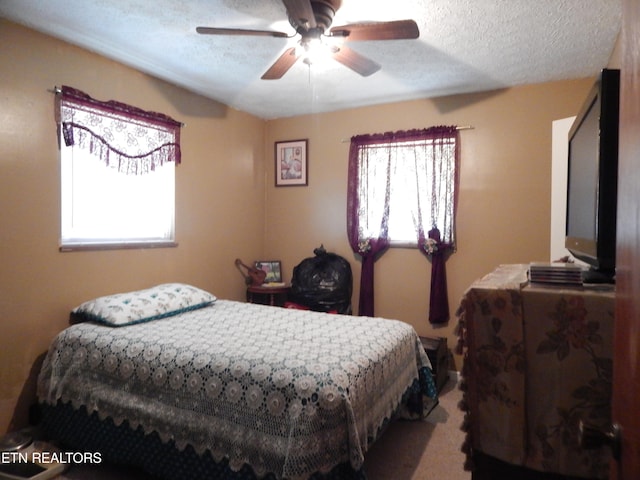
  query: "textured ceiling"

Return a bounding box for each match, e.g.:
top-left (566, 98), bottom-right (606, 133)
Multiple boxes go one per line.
top-left (0, 0), bottom-right (621, 119)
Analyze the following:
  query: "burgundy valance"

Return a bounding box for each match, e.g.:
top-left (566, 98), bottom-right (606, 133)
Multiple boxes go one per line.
top-left (57, 85), bottom-right (182, 174)
top-left (350, 125), bottom-right (457, 146)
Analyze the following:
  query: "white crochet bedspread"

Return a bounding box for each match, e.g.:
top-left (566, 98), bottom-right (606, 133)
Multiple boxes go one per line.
top-left (38, 300), bottom-right (433, 479)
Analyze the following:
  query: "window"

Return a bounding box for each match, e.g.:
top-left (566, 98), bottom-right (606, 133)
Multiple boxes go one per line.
top-left (348, 127), bottom-right (459, 248)
top-left (346, 126), bottom-right (459, 318)
top-left (60, 144), bottom-right (175, 248)
top-left (57, 86), bottom-right (182, 250)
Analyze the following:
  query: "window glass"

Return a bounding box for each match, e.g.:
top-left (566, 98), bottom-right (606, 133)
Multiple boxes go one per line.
top-left (60, 141), bottom-right (175, 249)
top-left (354, 136), bottom-right (457, 246)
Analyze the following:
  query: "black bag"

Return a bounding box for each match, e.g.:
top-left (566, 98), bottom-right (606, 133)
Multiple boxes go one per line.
top-left (289, 246), bottom-right (353, 314)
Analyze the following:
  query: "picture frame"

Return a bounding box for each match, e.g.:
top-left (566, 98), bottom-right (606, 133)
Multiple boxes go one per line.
top-left (275, 139), bottom-right (308, 186)
top-left (254, 260), bottom-right (282, 283)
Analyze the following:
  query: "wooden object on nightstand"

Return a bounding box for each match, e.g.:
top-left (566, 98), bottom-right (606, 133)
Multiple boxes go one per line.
top-left (246, 284), bottom-right (290, 307)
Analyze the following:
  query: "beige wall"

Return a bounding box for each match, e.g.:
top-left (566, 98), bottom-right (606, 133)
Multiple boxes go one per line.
top-left (0, 20), bottom-right (266, 433)
top-left (1, 18), bottom-right (595, 435)
top-left (264, 80), bottom-right (592, 365)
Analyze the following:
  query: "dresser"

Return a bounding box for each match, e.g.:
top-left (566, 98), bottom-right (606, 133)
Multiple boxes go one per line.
top-left (456, 264), bottom-right (614, 479)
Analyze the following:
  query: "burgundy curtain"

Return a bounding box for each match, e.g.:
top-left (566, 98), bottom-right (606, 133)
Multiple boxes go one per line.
top-left (419, 227), bottom-right (450, 324)
top-left (417, 127), bottom-right (459, 324)
top-left (348, 126), bottom-right (459, 321)
top-left (347, 134), bottom-right (391, 317)
top-left (57, 85), bottom-right (182, 174)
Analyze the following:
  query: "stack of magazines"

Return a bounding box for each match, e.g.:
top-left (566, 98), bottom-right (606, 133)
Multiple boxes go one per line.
top-left (528, 262), bottom-right (584, 286)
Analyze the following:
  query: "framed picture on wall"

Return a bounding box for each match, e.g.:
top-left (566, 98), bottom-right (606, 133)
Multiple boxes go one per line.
top-left (254, 260), bottom-right (282, 283)
top-left (275, 139), bottom-right (308, 186)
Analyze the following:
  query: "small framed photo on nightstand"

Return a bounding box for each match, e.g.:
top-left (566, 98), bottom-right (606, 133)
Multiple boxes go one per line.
top-left (254, 260), bottom-right (282, 283)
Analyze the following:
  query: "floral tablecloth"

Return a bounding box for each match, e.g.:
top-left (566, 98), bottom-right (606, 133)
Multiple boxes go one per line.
top-left (456, 264), bottom-right (614, 478)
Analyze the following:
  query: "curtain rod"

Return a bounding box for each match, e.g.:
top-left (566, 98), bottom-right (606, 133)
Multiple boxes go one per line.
top-left (340, 125), bottom-right (474, 143)
top-left (50, 86), bottom-right (186, 127)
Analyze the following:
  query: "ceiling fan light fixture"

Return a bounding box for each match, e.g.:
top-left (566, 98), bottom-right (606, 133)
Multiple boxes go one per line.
top-left (299, 37), bottom-right (333, 66)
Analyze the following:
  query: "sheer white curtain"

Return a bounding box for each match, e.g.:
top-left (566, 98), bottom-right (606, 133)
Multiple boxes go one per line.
top-left (347, 126), bottom-right (459, 321)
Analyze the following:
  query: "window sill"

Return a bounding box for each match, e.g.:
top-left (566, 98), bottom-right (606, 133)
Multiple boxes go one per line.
top-left (388, 241), bottom-right (419, 249)
top-left (59, 241), bottom-right (178, 252)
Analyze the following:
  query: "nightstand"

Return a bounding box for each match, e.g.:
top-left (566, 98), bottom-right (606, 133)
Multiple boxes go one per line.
top-left (246, 285), bottom-right (290, 306)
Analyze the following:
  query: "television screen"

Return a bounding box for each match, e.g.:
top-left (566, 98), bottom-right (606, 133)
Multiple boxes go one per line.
top-left (565, 68), bottom-right (619, 283)
top-left (566, 96), bottom-right (599, 246)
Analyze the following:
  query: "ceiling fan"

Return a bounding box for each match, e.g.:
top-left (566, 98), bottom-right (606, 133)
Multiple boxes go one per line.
top-left (196, 0), bottom-right (419, 79)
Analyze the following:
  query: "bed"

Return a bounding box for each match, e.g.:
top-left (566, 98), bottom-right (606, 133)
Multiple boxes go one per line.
top-left (37, 283), bottom-right (437, 480)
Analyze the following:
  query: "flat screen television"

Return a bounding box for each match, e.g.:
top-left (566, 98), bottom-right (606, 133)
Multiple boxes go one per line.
top-left (565, 68), bottom-right (620, 284)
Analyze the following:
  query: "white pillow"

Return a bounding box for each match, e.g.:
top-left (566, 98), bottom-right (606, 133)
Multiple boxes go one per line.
top-left (70, 283), bottom-right (217, 327)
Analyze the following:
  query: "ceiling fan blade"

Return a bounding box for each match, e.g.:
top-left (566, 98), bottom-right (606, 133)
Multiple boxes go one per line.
top-left (281, 0), bottom-right (317, 29)
top-left (332, 45), bottom-right (380, 77)
top-left (261, 48), bottom-right (300, 79)
top-left (329, 19), bottom-right (419, 41)
top-left (196, 27), bottom-right (289, 38)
